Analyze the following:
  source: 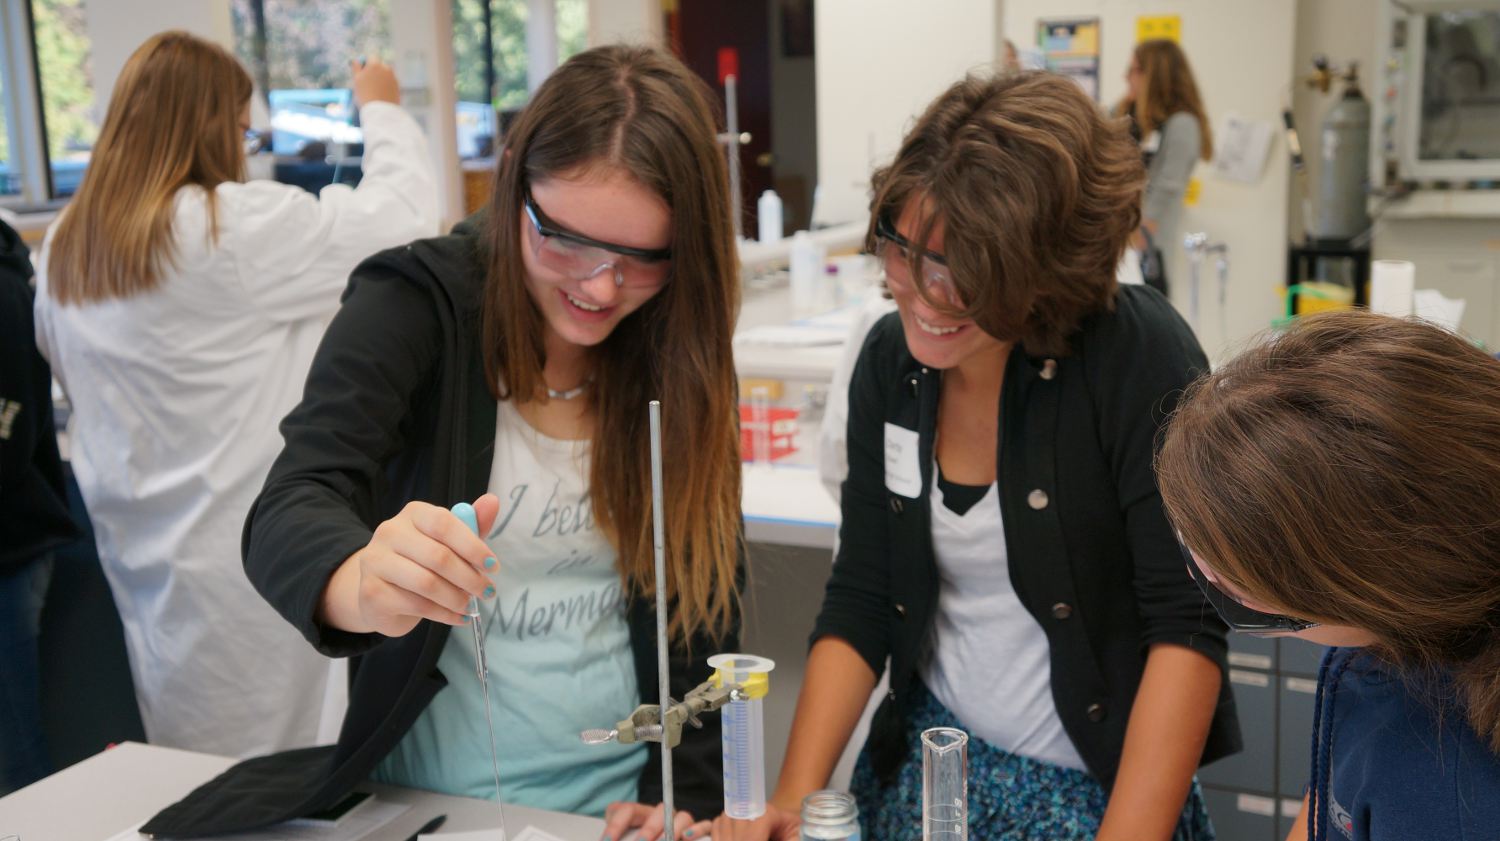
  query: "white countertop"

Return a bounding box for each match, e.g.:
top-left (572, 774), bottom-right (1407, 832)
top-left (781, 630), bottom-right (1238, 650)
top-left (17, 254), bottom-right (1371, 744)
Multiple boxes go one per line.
top-left (0, 741), bottom-right (606, 840)
top-left (733, 274), bottom-right (872, 549)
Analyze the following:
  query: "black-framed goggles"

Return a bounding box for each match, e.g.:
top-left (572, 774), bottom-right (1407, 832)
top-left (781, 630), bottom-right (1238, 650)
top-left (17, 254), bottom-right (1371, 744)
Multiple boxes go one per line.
top-left (873, 209), bottom-right (948, 266)
top-left (1179, 542), bottom-right (1320, 637)
top-left (523, 192), bottom-right (673, 263)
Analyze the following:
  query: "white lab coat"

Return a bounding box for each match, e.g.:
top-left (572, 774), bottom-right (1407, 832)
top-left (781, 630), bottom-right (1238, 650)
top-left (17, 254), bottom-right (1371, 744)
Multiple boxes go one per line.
top-left (33, 101), bottom-right (439, 758)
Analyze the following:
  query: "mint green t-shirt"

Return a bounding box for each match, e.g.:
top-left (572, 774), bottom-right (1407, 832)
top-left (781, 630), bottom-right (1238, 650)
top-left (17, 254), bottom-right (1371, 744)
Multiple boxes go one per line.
top-left (374, 399), bottom-right (646, 816)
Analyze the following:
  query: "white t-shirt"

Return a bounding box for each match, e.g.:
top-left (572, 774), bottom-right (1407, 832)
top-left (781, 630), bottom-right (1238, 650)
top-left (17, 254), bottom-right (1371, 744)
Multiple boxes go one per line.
top-left (920, 470), bottom-right (1087, 772)
top-left (375, 398), bottom-right (645, 815)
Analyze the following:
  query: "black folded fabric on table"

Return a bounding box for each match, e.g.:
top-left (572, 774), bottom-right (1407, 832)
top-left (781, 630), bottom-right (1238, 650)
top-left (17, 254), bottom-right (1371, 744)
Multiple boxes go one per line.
top-left (139, 746), bottom-right (339, 837)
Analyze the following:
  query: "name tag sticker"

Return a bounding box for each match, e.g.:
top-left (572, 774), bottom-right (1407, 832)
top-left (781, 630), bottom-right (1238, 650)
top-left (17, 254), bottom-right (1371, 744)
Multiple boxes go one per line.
top-left (884, 423), bottom-right (921, 498)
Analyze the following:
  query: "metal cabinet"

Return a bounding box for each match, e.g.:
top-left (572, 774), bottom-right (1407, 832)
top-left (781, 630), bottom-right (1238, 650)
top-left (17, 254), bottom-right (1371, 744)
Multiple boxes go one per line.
top-left (1278, 638), bottom-right (1328, 677)
top-left (1278, 675), bottom-right (1321, 798)
top-left (1201, 669), bottom-right (1276, 793)
top-left (1204, 787), bottom-right (1278, 841)
top-left (1228, 633), bottom-right (1277, 672)
top-left (1203, 636), bottom-right (1326, 840)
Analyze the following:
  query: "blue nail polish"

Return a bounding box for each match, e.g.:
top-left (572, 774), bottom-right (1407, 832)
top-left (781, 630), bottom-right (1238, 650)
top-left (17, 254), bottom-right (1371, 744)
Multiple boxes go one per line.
top-left (484, 585), bottom-right (495, 599)
top-left (685, 831), bottom-right (695, 838)
top-left (460, 614), bottom-right (471, 624)
top-left (485, 556), bottom-right (497, 570)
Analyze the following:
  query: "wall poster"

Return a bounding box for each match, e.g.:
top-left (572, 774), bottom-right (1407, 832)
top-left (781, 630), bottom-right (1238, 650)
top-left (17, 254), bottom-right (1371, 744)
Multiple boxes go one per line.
top-left (1037, 17), bottom-right (1102, 101)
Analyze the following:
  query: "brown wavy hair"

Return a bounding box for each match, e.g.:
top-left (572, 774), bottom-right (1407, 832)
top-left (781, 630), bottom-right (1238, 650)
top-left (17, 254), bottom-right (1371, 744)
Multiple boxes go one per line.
top-left (867, 71), bottom-right (1145, 357)
top-left (483, 45), bottom-right (741, 644)
top-left (1158, 311), bottom-right (1500, 751)
top-left (47, 31), bottom-right (252, 304)
top-left (1120, 39), bottom-right (1213, 161)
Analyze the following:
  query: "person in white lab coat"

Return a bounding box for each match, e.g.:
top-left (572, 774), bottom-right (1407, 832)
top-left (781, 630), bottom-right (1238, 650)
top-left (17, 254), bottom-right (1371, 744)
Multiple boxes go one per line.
top-left (32, 31), bottom-right (439, 758)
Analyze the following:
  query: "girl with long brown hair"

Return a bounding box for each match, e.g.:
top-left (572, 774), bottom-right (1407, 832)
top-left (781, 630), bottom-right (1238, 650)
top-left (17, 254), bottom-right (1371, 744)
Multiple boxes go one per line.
top-left (736, 71), bottom-right (1239, 841)
top-left (32, 31), bottom-right (436, 759)
top-left (1116, 39), bottom-right (1213, 295)
top-left (1158, 310), bottom-right (1500, 841)
top-left (158, 44), bottom-right (743, 839)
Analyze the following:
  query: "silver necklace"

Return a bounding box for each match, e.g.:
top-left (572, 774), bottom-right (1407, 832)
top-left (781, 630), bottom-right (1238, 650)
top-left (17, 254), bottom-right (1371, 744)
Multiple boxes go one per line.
top-left (546, 377), bottom-right (592, 401)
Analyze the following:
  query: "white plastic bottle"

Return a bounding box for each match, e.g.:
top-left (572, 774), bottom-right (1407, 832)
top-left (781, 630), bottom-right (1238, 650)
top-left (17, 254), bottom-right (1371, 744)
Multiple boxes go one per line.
top-left (758, 189), bottom-right (784, 243)
top-left (790, 231), bottom-right (825, 316)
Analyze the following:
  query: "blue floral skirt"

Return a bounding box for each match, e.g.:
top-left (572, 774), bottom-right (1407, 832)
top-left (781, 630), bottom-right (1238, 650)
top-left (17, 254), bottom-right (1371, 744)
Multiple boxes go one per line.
top-left (850, 684), bottom-right (1215, 841)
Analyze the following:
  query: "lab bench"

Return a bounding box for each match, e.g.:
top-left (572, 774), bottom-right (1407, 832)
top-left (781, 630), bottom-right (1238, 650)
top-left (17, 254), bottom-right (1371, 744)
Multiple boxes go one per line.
top-left (0, 741), bottom-right (603, 840)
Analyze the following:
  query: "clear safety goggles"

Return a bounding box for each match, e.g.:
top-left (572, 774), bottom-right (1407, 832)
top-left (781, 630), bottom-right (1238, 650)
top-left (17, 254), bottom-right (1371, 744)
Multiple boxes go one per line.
top-left (524, 192), bottom-right (672, 289)
top-left (873, 210), bottom-right (960, 304)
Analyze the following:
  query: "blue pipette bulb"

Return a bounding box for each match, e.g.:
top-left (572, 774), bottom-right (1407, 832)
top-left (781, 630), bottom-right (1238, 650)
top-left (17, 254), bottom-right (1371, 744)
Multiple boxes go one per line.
top-left (452, 501), bottom-right (479, 534)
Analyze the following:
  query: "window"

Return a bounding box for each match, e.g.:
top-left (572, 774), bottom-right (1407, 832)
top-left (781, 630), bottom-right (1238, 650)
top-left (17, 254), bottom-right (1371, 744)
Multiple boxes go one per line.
top-left (1, 72), bottom-right (16, 197)
top-left (230, 0), bottom-right (390, 93)
top-left (1417, 10), bottom-right (1500, 163)
top-left (31, 0), bottom-right (99, 197)
top-left (451, 0), bottom-right (587, 158)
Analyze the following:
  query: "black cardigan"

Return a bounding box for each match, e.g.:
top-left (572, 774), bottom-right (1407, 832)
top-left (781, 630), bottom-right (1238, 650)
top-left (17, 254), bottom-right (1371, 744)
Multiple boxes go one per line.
top-left (813, 286), bottom-right (1241, 790)
top-left (142, 218), bottom-right (733, 837)
top-left (0, 220), bottom-right (76, 570)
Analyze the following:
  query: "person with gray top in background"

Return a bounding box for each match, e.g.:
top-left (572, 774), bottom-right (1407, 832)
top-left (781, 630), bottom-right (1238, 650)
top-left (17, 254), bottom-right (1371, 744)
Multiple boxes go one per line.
top-left (1115, 39), bottom-right (1213, 297)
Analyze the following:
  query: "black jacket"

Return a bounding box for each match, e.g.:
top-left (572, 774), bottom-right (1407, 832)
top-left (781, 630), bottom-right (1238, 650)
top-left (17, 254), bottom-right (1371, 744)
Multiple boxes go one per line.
top-left (814, 286), bottom-right (1241, 790)
top-left (0, 219), bottom-right (76, 569)
top-left (143, 217), bottom-right (734, 837)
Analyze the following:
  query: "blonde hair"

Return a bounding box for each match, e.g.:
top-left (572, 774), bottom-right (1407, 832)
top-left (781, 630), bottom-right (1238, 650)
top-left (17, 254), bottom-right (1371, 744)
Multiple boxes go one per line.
top-left (1124, 39), bottom-right (1213, 161)
top-left (48, 31), bottom-right (252, 304)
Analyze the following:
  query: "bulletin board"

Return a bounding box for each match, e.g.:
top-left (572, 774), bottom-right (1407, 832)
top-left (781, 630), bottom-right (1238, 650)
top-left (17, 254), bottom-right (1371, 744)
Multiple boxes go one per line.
top-left (1036, 18), bottom-right (1102, 100)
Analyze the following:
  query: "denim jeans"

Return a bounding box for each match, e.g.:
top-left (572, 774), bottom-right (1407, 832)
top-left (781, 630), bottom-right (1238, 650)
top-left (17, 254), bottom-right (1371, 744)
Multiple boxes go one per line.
top-left (0, 553), bottom-right (54, 793)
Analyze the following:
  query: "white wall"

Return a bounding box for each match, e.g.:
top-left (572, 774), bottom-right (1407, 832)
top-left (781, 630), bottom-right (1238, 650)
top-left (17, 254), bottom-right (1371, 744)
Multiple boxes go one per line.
top-left (83, 1), bottom-right (233, 109)
top-left (587, 0), bottom-right (663, 47)
top-left (1004, 0), bottom-right (1297, 360)
top-left (814, 0), bottom-right (1001, 227)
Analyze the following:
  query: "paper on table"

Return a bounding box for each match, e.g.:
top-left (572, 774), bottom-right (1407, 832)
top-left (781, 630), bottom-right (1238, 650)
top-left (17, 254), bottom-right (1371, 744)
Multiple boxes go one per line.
top-left (422, 826), bottom-right (569, 841)
top-left (102, 800), bottom-right (409, 841)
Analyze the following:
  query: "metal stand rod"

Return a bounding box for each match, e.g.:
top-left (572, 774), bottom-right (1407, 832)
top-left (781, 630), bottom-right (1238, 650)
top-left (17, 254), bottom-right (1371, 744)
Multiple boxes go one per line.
top-left (725, 75), bottom-right (742, 242)
top-left (649, 401), bottom-right (674, 840)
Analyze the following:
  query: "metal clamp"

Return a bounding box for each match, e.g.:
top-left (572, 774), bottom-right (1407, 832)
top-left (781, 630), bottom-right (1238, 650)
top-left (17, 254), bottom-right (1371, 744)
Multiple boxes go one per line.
top-left (580, 676), bottom-right (738, 749)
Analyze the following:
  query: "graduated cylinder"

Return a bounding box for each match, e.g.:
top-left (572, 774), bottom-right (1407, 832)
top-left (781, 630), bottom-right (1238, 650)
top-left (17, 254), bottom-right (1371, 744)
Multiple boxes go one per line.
top-left (922, 727), bottom-right (968, 841)
top-left (708, 654), bottom-right (776, 819)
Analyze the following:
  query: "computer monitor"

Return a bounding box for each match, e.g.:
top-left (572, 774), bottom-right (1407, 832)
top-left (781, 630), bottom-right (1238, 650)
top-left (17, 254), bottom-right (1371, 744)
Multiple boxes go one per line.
top-left (267, 89), bottom-right (363, 157)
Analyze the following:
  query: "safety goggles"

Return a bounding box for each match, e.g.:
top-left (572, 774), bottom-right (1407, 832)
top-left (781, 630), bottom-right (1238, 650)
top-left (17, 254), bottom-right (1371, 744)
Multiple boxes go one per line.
top-left (523, 192), bottom-right (672, 289)
top-left (873, 211), bottom-right (959, 302)
top-left (1179, 541), bottom-right (1320, 637)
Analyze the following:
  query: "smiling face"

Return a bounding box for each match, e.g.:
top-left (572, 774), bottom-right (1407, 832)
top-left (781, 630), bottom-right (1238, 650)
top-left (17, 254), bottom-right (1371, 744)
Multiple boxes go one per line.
top-left (519, 167), bottom-right (672, 350)
top-left (883, 203), bottom-right (1008, 371)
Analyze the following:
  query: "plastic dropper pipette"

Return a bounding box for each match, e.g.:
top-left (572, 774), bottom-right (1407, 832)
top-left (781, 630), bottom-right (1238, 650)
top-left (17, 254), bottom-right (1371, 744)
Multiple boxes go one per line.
top-left (452, 501), bottom-right (508, 841)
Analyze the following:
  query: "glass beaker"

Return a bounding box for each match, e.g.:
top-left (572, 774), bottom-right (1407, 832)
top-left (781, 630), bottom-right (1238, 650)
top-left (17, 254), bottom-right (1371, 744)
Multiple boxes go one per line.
top-left (921, 727), bottom-right (967, 841)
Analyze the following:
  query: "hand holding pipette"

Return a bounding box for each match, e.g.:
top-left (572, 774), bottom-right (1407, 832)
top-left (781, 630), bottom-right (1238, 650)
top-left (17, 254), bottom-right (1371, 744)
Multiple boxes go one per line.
top-left (450, 501), bottom-right (509, 841)
top-left (315, 494), bottom-right (501, 637)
